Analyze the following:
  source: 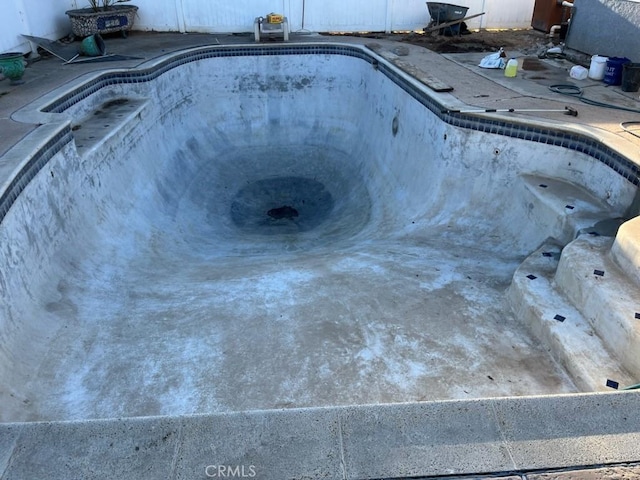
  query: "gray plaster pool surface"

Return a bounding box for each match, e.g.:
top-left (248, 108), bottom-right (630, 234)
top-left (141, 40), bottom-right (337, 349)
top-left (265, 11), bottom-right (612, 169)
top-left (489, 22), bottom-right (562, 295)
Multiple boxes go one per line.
top-left (17, 233), bottom-right (578, 421)
top-left (1, 33), bottom-right (640, 479)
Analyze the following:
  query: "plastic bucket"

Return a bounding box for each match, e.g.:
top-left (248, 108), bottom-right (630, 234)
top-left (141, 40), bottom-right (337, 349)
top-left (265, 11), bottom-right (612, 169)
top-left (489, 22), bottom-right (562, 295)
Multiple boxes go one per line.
top-left (588, 55), bottom-right (608, 80)
top-left (603, 57), bottom-right (631, 85)
top-left (570, 65), bottom-right (588, 80)
top-left (78, 34), bottom-right (106, 57)
top-left (621, 63), bottom-right (640, 92)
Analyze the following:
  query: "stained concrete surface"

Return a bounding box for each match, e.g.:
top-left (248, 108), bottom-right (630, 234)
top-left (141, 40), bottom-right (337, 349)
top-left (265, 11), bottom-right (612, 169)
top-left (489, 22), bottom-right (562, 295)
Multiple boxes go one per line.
top-left (441, 50), bottom-right (640, 121)
top-left (19, 238), bottom-right (577, 421)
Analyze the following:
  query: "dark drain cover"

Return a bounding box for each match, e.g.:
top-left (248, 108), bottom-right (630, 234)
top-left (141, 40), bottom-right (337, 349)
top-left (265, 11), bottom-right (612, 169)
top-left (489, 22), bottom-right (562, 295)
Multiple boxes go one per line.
top-left (268, 205), bottom-right (299, 220)
top-left (230, 176), bottom-right (333, 234)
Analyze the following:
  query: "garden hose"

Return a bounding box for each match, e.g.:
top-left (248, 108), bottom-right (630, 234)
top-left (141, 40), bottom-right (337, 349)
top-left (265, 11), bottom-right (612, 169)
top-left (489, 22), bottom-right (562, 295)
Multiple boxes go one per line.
top-left (548, 84), bottom-right (640, 114)
top-left (621, 121), bottom-right (640, 139)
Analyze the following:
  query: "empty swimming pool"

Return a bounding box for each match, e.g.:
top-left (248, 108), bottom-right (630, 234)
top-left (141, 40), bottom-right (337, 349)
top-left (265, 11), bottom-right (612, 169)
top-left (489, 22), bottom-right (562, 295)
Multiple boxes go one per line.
top-left (1, 43), bottom-right (638, 423)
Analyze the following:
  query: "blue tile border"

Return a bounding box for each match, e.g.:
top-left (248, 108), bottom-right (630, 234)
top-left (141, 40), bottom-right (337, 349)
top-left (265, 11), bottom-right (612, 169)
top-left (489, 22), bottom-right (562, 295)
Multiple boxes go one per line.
top-left (1, 43), bottom-right (636, 225)
top-left (0, 126), bottom-right (73, 224)
top-left (41, 45), bottom-right (371, 114)
top-left (380, 61), bottom-right (640, 186)
top-left (39, 44), bottom-right (639, 186)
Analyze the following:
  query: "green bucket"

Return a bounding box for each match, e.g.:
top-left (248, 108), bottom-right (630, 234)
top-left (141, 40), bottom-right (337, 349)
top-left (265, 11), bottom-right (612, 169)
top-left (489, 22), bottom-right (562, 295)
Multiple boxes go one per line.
top-left (79, 34), bottom-right (106, 56)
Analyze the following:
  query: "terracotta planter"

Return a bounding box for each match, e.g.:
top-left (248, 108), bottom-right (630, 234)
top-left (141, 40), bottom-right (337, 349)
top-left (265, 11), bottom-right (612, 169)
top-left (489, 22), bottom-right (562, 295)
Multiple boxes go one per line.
top-left (65, 5), bottom-right (138, 38)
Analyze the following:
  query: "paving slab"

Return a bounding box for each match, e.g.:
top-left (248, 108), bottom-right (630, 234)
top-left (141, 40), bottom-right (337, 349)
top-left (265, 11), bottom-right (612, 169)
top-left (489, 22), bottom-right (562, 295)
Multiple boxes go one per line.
top-left (0, 119), bottom-right (35, 157)
top-left (175, 409), bottom-right (344, 480)
top-left (0, 425), bottom-right (20, 476)
top-left (492, 392), bottom-right (640, 471)
top-left (1, 417), bottom-right (181, 480)
top-left (340, 400), bottom-right (515, 478)
top-left (528, 464), bottom-right (640, 479)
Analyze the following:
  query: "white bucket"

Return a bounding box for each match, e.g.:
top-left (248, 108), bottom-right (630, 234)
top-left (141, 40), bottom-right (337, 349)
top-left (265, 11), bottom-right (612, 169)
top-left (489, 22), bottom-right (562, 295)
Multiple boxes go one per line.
top-left (588, 55), bottom-right (608, 80)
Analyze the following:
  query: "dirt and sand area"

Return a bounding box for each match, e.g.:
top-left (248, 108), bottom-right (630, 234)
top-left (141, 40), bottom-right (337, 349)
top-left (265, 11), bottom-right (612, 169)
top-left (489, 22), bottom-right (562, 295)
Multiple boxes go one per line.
top-left (328, 28), bottom-right (555, 57)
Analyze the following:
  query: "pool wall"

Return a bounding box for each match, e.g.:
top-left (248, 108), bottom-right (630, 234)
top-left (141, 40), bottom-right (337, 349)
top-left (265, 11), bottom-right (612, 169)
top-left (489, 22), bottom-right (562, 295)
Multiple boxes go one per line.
top-left (0, 43), bottom-right (638, 421)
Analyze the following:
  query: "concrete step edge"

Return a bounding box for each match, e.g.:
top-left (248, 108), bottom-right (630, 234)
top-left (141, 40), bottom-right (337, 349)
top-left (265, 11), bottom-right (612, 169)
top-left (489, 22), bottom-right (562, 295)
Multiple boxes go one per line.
top-left (555, 234), bottom-right (640, 377)
top-left (507, 240), bottom-right (634, 392)
top-left (611, 216), bottom-right (640, 287)
top-left (520, 174), bottom-right (622, 245)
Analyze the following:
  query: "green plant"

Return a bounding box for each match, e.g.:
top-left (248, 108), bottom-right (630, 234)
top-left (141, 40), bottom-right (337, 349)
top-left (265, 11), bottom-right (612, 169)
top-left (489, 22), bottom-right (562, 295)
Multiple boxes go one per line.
top-left (88, 0), bottom-right (131, 12)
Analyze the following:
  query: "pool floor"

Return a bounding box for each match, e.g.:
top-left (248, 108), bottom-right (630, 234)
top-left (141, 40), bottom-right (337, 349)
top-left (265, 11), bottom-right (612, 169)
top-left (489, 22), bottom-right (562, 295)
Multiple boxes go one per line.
top-left (18, 227), bottom-right (577, 422)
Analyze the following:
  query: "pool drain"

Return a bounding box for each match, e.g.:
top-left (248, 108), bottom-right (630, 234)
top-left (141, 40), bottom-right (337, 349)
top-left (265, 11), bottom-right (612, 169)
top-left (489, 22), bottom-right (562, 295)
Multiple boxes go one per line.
top-left (268, 205), bottom-right (299, 220)
top-left (230, 176), bottom-right (334, 234)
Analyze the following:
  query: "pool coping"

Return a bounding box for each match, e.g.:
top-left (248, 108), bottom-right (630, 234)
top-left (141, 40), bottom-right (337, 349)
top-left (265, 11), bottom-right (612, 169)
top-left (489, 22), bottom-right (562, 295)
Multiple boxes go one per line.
top-left (2, 391), bottom-right (640, 479)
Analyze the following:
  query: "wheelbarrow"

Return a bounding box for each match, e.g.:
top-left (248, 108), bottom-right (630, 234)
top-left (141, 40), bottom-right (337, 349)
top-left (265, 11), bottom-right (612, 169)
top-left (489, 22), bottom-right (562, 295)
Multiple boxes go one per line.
top-left (424, 2), bottom-right (485, 36)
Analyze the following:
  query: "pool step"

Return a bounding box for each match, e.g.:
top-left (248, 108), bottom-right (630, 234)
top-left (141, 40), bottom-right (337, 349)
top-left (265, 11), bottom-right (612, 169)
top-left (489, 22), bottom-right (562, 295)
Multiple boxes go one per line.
top-left (555, 233), bottom-right (640, 378)
top-left (507, 240), bottom-right (635, 392)
top-left (520, 174), bottom-right (623, 246)
top-left (611, 215), bottom-right (640, 286)
top-left (71, 97), bottom-right (149, 156)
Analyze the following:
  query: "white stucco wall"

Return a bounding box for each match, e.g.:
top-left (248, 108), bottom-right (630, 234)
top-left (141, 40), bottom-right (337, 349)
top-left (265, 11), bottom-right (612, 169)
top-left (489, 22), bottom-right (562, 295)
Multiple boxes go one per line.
top-left (2, 0), bottom-right (536, 54)
top-left (566, 0), bottom-right (640, 59)
top-left (0, 0), bottom-right (31, 54)
top-left (1, 0), bottom-right (74, 54)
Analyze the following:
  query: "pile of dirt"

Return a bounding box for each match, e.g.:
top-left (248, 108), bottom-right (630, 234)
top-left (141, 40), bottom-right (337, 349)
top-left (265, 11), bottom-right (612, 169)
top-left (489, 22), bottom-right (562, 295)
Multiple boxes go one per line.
top-left (399, 28), bottom-right (551, 55)
top-left (326, 29), bottom-right (552, 56)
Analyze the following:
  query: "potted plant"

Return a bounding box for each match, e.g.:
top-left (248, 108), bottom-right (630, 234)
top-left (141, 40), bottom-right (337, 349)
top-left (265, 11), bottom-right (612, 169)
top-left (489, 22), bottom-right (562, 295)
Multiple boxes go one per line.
top-left (0, 53), bottom-right (26, 85)
top-left (66, 0), bottom-right (139, 39)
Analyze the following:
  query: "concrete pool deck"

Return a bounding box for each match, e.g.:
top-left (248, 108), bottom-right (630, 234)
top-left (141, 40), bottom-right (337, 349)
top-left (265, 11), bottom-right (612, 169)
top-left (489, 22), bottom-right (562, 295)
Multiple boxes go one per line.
top-left (1, 32), bottom-right (640, 479)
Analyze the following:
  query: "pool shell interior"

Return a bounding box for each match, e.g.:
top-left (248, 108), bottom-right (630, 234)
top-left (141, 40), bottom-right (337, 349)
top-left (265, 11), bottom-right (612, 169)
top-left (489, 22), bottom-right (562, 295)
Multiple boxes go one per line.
top-left (0, 43), bottom-right (638, 423)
